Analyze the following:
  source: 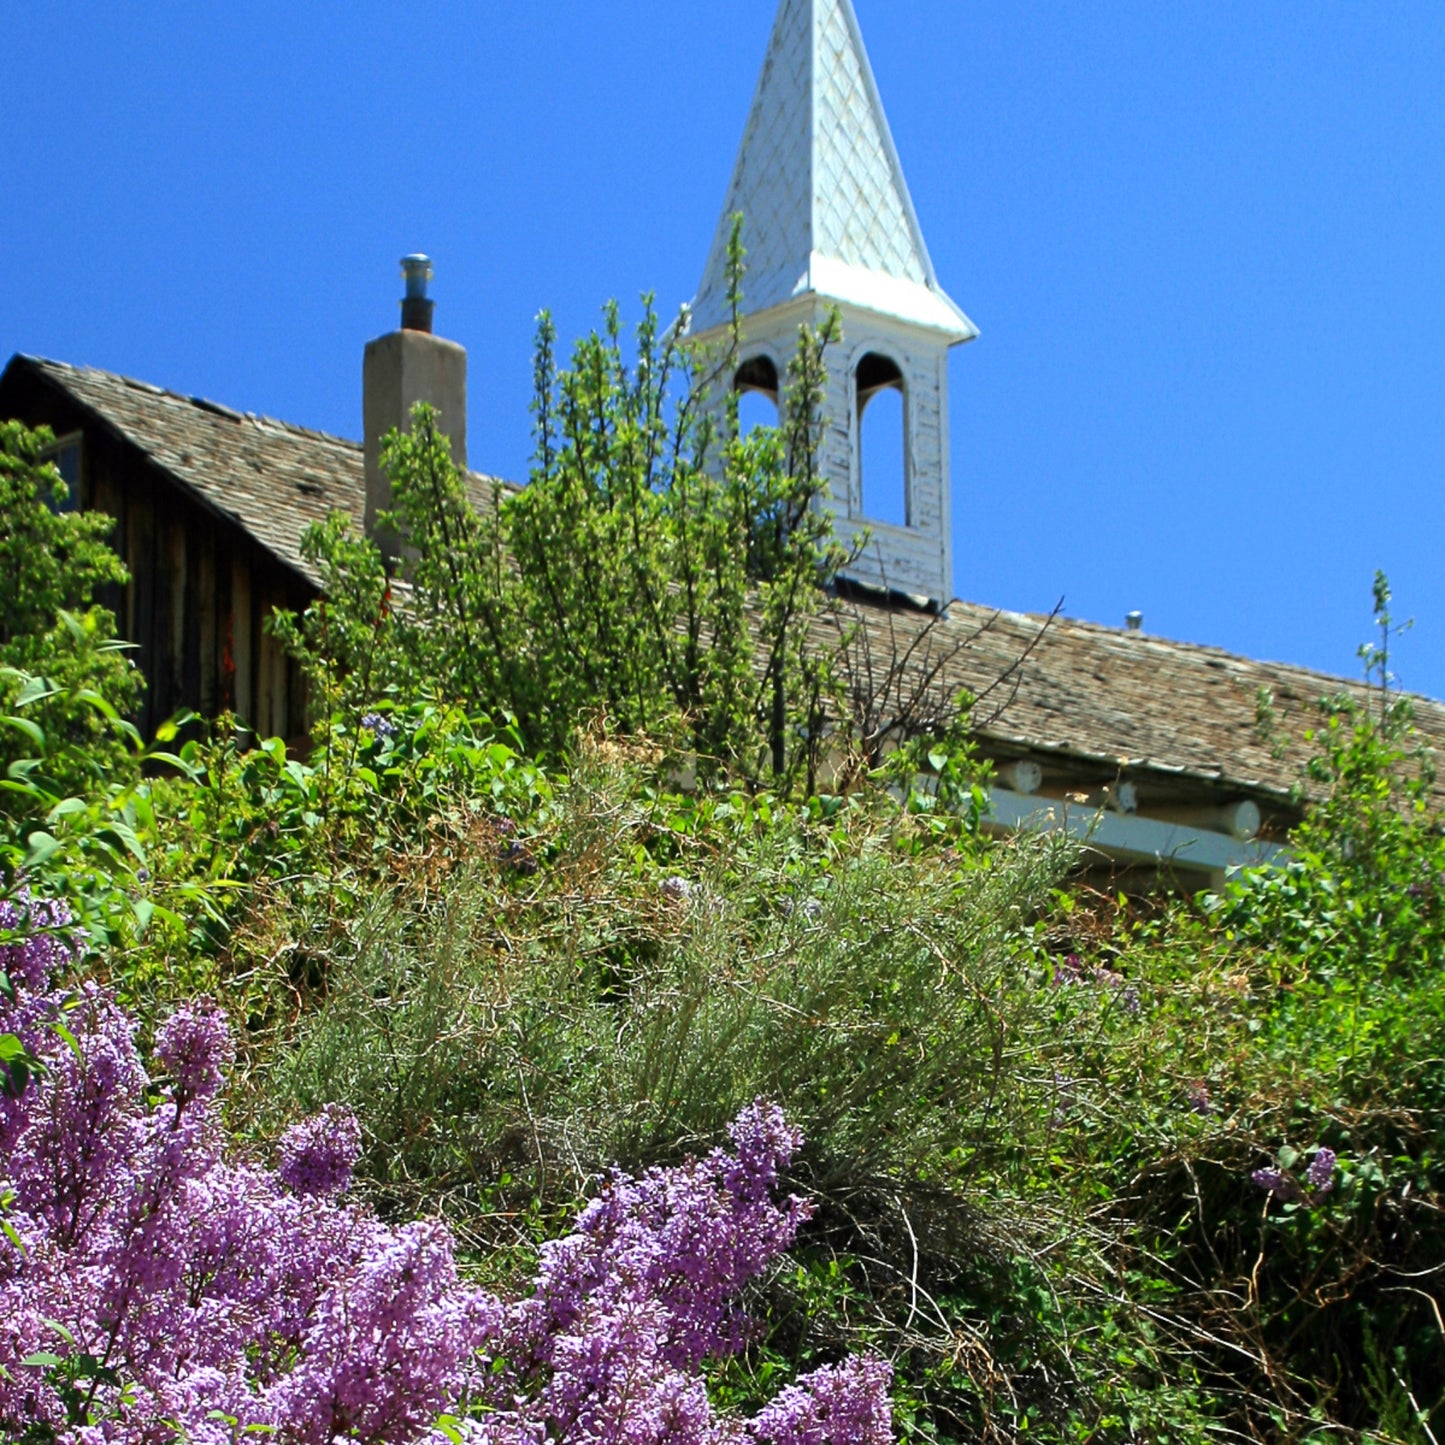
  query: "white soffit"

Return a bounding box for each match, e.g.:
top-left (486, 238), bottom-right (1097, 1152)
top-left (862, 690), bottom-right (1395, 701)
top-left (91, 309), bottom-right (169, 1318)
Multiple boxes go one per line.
top-left (691, 0), bottom-right (976, 343)
top-left (989, 788), bottom-right (1290, 875)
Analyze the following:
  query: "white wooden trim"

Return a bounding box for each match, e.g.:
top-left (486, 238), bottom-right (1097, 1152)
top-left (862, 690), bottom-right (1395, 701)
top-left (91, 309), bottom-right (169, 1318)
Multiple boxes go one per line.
top-left (987, 787), bottom-right (1288, 874)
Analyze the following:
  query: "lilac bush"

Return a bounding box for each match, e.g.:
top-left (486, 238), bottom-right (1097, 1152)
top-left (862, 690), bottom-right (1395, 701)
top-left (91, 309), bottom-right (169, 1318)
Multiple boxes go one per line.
top-left (0, 892), bottom-right (893, 1445)
top-left (436, 1100), bottom-right (891, 1445)
top-left (0, 892), bottom-right (492, 1441)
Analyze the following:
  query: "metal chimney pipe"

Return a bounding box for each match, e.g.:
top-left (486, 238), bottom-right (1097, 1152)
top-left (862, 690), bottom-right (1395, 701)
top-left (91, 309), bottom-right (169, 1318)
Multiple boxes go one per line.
top-left (400, 254), bottom-right (435, 334)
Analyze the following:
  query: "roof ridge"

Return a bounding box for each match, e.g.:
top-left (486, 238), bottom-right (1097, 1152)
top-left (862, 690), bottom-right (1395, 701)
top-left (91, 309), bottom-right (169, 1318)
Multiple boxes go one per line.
top-left (945, 598), bottom-right (1445, 710)
top-left (27, 354), bottom-right (362, 453)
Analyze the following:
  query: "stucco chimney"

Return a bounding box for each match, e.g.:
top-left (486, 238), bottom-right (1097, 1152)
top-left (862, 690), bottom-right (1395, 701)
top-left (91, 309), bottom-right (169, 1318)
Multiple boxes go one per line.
top-left (364, 255), bottom-right (467, 557)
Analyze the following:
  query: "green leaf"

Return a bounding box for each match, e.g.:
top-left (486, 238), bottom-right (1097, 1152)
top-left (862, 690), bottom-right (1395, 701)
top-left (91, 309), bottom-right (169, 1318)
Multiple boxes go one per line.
top-left (57, 610), bottom-right (88, 645)
top-left (14, 676), bottom-right (55, 709)
top-left (24, 832), bottom-right (61, 868)
top-left (144, 750), bottom-right (197, 774)
top-left (72, 687), bottom-right (122, 723)
top-left (0, 1058), bottom-right (31, 1098)
top-left (21, 1353), bottom-right (64, 1369)
top-left (92, 822), bottom-right (146, 862)
top-left (52, 1022), bottom-right (84, 1062)
top-left (0, 715), bottom-right (45, 749)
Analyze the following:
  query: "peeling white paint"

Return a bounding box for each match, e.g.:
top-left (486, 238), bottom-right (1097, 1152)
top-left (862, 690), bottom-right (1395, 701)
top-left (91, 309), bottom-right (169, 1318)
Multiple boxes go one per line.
top-left (690, 0), bottom-right (975, 607)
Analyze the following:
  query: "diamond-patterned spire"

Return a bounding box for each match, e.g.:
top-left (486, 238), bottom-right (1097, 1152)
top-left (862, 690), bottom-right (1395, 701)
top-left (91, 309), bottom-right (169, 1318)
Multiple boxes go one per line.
top-left (691, 0), bottom-right (975, 341)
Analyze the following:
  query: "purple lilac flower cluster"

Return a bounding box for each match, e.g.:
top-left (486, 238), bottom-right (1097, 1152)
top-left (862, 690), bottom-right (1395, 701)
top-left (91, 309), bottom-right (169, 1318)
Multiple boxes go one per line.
top-left (0, 892), bottom-right (78, 1123)
top-left (0, 891), bottom-right (75, 995)
top-left (1250, 1167), bottom-right (1301, 1202)
top-left (361, 712), bottom-right (398, 740)
top-left (278, 1103), bottom-right (364, 1198)
top-left (0, 904), bottom-right (492, 1441)
top-left (155, 999), bottom-right (235, 1104)
top-left (0, 898), bottom-right (893, 1445)
top-left (441, 1099), bottom-right (891, 1445)
top-left (1252, 1147), bottom-right (1338, 1203)
top-left (1306, 1147), bottom-right (1337, 1194)
top-left (748, 1357), bottom-right (894, 1445)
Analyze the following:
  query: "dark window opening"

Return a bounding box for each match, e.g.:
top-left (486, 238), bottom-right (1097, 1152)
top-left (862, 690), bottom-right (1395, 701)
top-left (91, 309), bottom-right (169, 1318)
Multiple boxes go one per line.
top-left (735, 356), bottom-right (781, 438)
top-left (40, 434), bottom-right (83, 514)
top-left (856, 354), bottom-right (906, 528)
top-left (735, 355), bottom-right (779, 396)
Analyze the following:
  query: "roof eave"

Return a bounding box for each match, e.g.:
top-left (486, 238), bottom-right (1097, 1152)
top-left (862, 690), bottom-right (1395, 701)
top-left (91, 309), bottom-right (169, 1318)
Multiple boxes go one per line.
top-left (13, 355), bottom-right (323, 591)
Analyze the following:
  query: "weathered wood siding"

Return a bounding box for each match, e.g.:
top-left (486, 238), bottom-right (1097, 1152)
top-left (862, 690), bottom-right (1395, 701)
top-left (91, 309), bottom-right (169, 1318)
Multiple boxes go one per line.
top-left (0, 372), bottom-right (311, 742)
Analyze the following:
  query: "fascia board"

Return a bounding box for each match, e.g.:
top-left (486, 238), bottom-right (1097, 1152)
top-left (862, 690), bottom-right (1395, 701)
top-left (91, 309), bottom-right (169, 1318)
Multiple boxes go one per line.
top-left (988, 786), bottom-right (1290, 873)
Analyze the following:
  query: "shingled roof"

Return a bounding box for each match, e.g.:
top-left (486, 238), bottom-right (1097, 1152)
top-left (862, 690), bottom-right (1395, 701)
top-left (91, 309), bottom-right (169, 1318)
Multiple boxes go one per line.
top-left (16, 357), bottom-right (366, 590)
top-left (834, 597), bottom-right (1445, 812)
top-left (11, 353), bottom-right (1444, 813)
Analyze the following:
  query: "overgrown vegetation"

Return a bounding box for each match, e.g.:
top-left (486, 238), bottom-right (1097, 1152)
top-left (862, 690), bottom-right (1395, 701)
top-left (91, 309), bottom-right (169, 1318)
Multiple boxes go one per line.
top-left (0, 420), bottom-right (141, 802)
top-left (274, 225), bottom-right (858, 791)
top-left (1, 283), bottom-right (1442, 1445)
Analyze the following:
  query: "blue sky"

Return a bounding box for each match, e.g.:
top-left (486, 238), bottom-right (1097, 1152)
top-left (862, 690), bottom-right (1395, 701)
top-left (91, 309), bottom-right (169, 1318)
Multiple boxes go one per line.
top-left (6, 1), bottom-right (1444, 698)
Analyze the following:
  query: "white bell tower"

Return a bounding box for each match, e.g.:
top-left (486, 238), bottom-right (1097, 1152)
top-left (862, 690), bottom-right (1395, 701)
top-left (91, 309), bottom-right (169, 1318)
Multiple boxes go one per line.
top-left (689, 0), bottom-right (976, 608)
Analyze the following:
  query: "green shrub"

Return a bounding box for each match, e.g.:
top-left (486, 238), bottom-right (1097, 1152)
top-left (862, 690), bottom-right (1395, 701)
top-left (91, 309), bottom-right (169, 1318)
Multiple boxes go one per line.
top-left (250, 741), bottom-right (1245, 1440)
top-left (0, 421), bottom-right (142, 801)
top-left (1087, 578), bottom-right (1445, 1442)
top-left (274, 228), bottom-right (853, 790)
top-left (108, 701), bottom-right (555, 1023)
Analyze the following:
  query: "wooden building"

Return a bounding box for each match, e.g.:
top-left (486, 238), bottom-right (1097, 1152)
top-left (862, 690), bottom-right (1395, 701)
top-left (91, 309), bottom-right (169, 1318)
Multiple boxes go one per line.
top-left (0, 354), bottom-right (355, 742)
top-left (4, 348), bottom-right (1445, 887)
top-left (4, 0), bottom-right (1444, 885)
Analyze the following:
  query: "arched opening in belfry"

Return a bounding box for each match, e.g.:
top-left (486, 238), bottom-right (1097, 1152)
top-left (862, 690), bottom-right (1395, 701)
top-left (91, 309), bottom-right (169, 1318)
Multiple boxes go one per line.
top-left (734, 355), bottom-right (780, 438)
top-left (856, 352), bottom-right (907, 528)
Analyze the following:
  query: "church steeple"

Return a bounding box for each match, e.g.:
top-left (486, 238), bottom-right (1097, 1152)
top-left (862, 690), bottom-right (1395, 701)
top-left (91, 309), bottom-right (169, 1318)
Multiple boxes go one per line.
top-left (692, 0), bottom-right (974, 342)
top-left (691, 0), bottom-right (976, 606)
